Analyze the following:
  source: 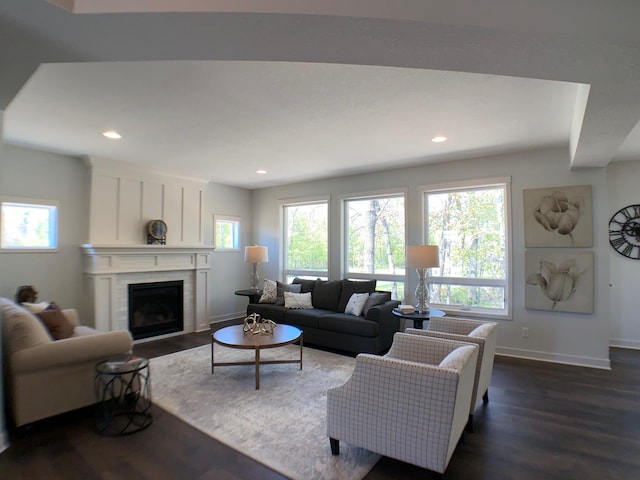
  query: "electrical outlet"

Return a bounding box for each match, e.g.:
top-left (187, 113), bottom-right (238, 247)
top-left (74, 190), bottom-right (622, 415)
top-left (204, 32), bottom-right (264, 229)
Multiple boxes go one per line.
top-left (522, 327), bottom-right (529, 338)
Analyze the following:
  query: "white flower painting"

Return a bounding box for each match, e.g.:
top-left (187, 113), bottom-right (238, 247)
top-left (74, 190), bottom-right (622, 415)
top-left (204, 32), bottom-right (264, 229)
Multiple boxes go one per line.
top-left (525, 251), bottom-right (594, 313)
top-left (523, 185), bottom-right (593, 247)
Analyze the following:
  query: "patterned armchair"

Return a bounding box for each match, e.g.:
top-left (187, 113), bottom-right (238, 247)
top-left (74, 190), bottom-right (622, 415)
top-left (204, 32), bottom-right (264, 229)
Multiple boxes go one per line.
top-left (326, 332), bottom-right (478, 476)
top-left (407, 317), bottom-right (498, 431)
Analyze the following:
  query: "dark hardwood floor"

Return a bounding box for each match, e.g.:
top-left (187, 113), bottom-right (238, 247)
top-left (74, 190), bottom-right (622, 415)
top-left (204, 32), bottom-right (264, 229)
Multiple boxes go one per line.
top-left (1, 328), bottom-right (639, 480)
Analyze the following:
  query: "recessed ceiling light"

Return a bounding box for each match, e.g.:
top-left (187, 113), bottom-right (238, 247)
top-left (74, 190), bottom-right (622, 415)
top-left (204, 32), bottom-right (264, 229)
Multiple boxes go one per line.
top-left (432, 136), bottom-right (448, 143)
top-left (102, 130), bottom-right (122, 139)
top-left (256, 169), bottom-right (267, 174)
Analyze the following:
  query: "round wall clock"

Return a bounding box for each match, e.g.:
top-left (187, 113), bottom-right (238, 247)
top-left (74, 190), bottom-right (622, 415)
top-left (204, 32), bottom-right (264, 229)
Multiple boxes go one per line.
top-left (146, 219), bottom-right (167, 245)
top-left (608, 205), bottom-right (640, 259)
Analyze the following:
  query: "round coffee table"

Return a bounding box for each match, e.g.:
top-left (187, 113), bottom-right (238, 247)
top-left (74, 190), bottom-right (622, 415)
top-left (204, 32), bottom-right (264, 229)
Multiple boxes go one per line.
top-left (211, 324), bottom-right (303, 389)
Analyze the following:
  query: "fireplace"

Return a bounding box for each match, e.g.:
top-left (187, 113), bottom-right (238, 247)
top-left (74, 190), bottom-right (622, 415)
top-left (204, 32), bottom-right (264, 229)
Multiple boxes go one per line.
top-left (128, 281), bottom-right (184, 340)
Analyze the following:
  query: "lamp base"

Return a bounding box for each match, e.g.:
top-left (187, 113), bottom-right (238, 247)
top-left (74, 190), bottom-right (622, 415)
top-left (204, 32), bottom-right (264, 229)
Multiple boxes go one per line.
top-left (415, 267), bottom-right (431, 314)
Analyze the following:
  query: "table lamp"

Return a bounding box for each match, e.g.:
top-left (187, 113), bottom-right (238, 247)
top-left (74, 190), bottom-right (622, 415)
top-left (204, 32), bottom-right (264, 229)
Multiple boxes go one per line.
top-left (244, 245), bottom-right (269, 290)
top-left (407, 245), bottom-right (440, 313)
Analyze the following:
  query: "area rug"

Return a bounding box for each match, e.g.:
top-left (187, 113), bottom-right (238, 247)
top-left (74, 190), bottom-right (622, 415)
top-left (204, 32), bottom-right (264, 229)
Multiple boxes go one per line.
top-left (149, 343), bottom-right (380, 480)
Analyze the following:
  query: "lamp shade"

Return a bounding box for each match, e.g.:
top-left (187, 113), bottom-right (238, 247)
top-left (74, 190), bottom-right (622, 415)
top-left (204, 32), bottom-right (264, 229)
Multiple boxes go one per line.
top-left (407, 245), bottom-right (440, 268)
top-left (244, 245), bottom-right (269, 264)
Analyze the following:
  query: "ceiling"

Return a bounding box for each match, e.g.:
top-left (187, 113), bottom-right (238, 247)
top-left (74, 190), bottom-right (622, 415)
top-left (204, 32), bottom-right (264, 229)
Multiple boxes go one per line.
top-left (2, 1), bottom-right (640, 189)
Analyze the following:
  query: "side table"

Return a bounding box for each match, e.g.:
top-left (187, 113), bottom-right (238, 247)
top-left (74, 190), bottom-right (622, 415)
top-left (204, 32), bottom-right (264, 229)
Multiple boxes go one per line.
top-left (235, 289), bottom-right (263, 304)
top-left (392, 308), bottom-right (446, 330)
top-left (94, 355), bottom-right (153, 435)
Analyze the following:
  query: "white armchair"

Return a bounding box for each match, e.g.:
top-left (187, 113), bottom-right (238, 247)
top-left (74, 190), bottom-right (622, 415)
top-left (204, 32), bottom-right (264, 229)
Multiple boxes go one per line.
top-left (407, 317), bottom-right (498, 431)
top-left (327, 332), bottom-right (478, 476)
top-left (1, 298), bottom-right (133, 427)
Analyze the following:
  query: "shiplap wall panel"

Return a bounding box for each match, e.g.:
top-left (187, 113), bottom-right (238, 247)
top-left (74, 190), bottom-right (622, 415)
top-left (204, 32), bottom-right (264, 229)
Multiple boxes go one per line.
top-left (87, 158), bottom-right (206, 245)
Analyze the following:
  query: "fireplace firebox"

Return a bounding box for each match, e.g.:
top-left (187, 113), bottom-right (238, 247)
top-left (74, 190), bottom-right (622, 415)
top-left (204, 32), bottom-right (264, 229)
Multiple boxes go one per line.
top-left (128, 281), bottom-right (184, 340)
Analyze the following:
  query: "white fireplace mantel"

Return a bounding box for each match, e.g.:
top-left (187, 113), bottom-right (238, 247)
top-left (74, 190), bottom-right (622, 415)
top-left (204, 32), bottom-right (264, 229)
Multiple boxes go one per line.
top-left (81, 244), bottom-right (215, 336)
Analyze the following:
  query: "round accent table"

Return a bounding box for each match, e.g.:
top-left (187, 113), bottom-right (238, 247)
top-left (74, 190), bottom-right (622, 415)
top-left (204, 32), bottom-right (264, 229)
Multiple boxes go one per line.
top-left (211, 324), bottom-right (303, 390)
top-left (94, 355), bottom-right (153, 435)
top-left (392, 308), bottom-right (446, 330)
top-left (234, 289), bottom-right (263, 304)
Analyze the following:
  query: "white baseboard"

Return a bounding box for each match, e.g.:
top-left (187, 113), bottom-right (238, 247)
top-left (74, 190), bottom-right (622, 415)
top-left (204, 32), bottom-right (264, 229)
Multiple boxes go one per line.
top-left (496, 346), bottom-right (611, 370)
top-left (609, 338), bottom-right (640, 350)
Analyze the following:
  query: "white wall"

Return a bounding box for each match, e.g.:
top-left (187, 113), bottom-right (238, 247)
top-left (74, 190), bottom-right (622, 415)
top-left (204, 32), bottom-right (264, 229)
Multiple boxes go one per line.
top-left (607, 160), bottom-right (640, 349)
top-left (251, 147), bottom-right (611, 368)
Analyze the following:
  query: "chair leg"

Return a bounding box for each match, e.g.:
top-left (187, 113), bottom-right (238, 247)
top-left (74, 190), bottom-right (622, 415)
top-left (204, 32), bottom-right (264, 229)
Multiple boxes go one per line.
top-left (466, 413), bottom-right (474, 433)
top-left (483, 390), bottom-right (489, 404)
top-left (330, 437), bottom-right (340, 455)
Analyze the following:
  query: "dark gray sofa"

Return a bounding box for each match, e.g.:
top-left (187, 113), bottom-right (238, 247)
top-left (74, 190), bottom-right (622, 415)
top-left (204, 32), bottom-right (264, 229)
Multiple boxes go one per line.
top-left (246, 278), bottom-right (401, 354)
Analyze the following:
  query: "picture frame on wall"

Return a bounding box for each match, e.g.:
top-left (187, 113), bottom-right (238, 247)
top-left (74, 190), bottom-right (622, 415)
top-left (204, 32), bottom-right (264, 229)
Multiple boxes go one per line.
top-left (525, 250), bottom-right (594, 314)
top-left (523, 185), bottom-right (593, 247)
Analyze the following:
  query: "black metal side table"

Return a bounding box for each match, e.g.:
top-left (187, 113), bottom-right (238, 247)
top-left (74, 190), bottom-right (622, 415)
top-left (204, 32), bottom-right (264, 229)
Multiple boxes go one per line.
top-left (392, 308), bottom-right (446, 330)
top-left (235, 289), bottom-right (263, 304)
top-left (94, 355), bottom-right (152, 435)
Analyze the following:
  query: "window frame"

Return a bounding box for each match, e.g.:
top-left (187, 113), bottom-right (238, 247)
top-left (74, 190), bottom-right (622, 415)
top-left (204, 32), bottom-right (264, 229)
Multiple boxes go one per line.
top-left (213, 214), bottom-right (241, 251)
top-left (280, 196), bottom-right (330, 281)
top-left (341, 189), bottom-right (407, 301)
top-left (0, 197), bottom-right (59, 252)
top-left (421, 177), bottom-right (512, 320)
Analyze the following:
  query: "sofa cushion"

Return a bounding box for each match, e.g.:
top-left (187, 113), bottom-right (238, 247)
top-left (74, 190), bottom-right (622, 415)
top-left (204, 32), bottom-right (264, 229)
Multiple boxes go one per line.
top-left (337, 279), bottom-right (377, 313)
top-left (344, 293), bottom-right (369, 316)
top-left (21, 301), bottom-right (50, 314)
top-left (259, 279), bottom-right (277, 304)
top-left (283, 309), bottom-right (327, 329)
top-left (362, 291), bottom-right (391, 316)
top-left (35, 302), bottom-right (75, 340)
top-left (319, 313), bottom-right (379, 337)
top-left (276, 282), bottom-right (301, 306)
top-left (1, 301), bottom-right (53, 353)
top-left (292, 277), bottom-right (318, 294)
top-left (247, 303), bottom-right (287, 323)
top-left (312, 280), bottom-right (343, 311)
top-left (284, 292), bottom-right (313, 309)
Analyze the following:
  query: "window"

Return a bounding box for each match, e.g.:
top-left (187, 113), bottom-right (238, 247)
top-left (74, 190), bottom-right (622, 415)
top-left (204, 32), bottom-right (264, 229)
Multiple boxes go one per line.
top-left (214, 214), bottom-right (240, 250)
top-left (344, 194), bottom-right (406, 300)
top-left (282, 199), bottom-right (329, 281)
top-left (423, 178), bottom-right (511, 318)
top-left (1, 199), bottom-right (58, 250)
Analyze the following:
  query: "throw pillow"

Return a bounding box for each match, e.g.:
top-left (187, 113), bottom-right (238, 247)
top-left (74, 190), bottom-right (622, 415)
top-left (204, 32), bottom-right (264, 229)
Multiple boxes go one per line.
top-left (292, 277), bottom-right (318, 294)
top-left (35, 302), bottom-right (75, 340)
top-left (362, 291), bottom-right (391, 316)
top-left (276, 282), bottom-right (301, 306)
top-left (337, 279), bottom-right (377, 313)
top-left (258, 279), bottom-right (277, 303)
top-left (284, 292), bottom-right (313, 309)
top-left (21, 301), bottom-right (50, 314)
top-left (311, 280), bottom-right (343, 311)
top-left (344, 293), bottom-right (369, 316)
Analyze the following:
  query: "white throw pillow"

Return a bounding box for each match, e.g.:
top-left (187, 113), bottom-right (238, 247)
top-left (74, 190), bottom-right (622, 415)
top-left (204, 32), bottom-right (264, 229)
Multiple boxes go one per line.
top-left (284, 292), bottom-right (313, 309)
top-left (344, 293), bottom-right (369, 316)
top-left (258, 279), bottom-right (277, 303)
top-left (21, 301), bottom-right (50, 313)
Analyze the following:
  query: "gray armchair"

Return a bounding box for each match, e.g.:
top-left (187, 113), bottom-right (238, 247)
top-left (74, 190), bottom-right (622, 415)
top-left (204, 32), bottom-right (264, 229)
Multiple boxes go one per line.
top-left (327, 332), bottom-right (478, 476)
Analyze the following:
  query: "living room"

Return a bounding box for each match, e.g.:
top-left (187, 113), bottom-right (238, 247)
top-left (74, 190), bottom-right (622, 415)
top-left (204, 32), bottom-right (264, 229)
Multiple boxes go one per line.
top-left (1, 1), bottom-right (640, 478)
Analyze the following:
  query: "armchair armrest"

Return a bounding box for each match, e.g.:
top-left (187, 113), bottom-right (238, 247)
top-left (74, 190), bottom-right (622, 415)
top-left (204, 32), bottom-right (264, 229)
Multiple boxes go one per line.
top-left (11, 330), bottom-right (133, 373)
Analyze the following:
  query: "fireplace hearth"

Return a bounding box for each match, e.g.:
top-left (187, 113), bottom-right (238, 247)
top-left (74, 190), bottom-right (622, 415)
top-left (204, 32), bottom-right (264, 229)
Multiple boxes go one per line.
top-left (128, 281), bottom-right (184, 340)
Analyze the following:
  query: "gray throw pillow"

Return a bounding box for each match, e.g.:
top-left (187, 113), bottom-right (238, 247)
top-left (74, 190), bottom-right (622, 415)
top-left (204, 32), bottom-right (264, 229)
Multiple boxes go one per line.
top-left (276, 282), bottom-right (301, 306)
top-left (362, 291), bottom-right (391, 316)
